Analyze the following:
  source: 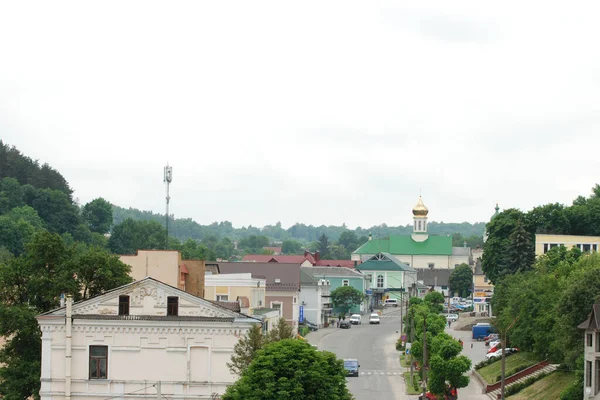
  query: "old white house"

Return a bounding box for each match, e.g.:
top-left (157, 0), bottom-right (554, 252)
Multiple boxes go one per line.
top-left (36, 278), bottom-right (259, 400)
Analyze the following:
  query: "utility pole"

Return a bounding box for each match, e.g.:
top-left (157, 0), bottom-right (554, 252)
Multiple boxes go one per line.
top-left (163, 165), bottom-right (173, 250)
top-left (422, 314), bottom-right (428, 399)
top-left (156, 381), bottom-right (161, 400)
top-left (496, 316), bottom-right (519, 400)
top-left (399, 289), bottom-right (404, 341)
top-left (410, 307), bottom-right (415, 386)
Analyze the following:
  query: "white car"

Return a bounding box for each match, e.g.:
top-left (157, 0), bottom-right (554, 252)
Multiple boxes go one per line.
top-left (488, 340), bottom-right (501, 348)
top-left (445, 313), bottom-right (459, 322)
top-left (369, 313), bottom-right (380, 324)
top-left (485, 349), bottom-right (503, 360)
top-left (349, 314), bottom-right (362, 325)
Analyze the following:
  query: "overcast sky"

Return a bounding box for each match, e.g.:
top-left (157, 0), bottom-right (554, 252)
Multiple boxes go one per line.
top-left (2, 1), bottom-right (600, 229)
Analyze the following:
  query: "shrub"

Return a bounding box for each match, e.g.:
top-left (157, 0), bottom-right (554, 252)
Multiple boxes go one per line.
top-left (475, 357), bottom-right (497, 370)
top-left (560, 380), bottom-right (583, 400)
top-left (504, 372), bottom-right (550, 396)
top-left (396, 337), bottom-right (405, 351)
top-left (299, 326), bottom-right (310, 337)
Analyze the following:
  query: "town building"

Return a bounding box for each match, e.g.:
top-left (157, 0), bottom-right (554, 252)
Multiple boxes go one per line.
top-left (216, 262), bottom-right (301, 331)
top-left (578, 303), bottom-right (600, 399)
top-left (416, 269), bottom-right (451, 297)
top-left (351, 197), bottom-right (471, 269)
top-left (356, 252), bottom-right (417, 307)
top-left (119, 250), bottom-right (206, 297)
top-left (299, 267), bottom-right (332, 327)
top-left (203, 272), bottom-right (266, 314)
top-left (36, 278), bottom-right (259, 400)
top-left (535, 234), bottom-right (600, 256)
top-left (301, 266), bottom-right (366, 315)
top-left (242, 251), bottom-right (356, 268)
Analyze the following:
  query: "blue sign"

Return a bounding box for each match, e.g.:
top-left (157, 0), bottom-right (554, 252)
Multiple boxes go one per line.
top-left (365, 289), bottom-right (372, 295)
top-left (299, 305), bottom-right (304, 323)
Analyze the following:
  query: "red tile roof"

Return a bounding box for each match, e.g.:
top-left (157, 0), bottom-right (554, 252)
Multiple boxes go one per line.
top-left (242, 255), bottom-right (278, 262)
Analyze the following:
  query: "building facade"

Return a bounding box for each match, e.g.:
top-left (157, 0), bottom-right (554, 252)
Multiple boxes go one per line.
top-left (36, 278), bottom-right (259, 400)
top-left (204, 273), bottom-right (266, 314)
top-left (356, 253), bottom-right (417, 307)
top-left (535, 234), bottom-right (600, 256)
top-left (303, 266), bottom-right (366, 315)
top-left (299, 267), bottom-right (332, 327)
top-left (578, 304), bottom-right (600, 399)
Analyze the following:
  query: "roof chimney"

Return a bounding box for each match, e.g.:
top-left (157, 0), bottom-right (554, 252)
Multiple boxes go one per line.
top-left (368, 233), bottom-right (372, 241)
top-left (314, 251), bottom-right (320, 262)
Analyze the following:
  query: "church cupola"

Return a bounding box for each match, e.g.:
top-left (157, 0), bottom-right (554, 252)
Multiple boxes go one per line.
top-left (412, 196), bottom-right (429, 242)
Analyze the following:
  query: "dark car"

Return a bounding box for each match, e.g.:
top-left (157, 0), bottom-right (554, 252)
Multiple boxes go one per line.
top-left (343, 359), bottom-right (360, 377)
top-left (305, 321), bottom-right (318, 331)
top-left (340, 320), bottom-right (351, 329)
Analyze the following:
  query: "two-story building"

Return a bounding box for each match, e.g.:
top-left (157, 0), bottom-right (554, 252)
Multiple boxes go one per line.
top-left (579, 303), bottom-right (600, 399)
top-left (36, 278), bottom-right (259, 400)
top-left (204, 272), bottom-right (266, 315)
top-left (535, 234), bottom-right (600, 256)
top-left (302, 266), bottom-right (366, 315)
top-left (299, 267), bottom-right (332, 327)
top-left (356, 252), bottom-right (417, 308)
top-left (216, 262), bottom-right (301, 332)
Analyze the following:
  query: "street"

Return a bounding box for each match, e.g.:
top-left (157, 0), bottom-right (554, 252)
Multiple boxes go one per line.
top-left (307, 309), bottom-right (490, 400)
top-left (307, 308), bottom-right (411, 400)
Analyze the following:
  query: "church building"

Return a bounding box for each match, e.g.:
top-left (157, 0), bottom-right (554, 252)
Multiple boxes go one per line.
top-left (351, 197), bottom-right (471, 269)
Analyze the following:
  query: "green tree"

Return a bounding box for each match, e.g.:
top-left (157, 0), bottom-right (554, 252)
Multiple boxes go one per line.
top-left (281, 239), bottom-right (303, 255)
top-left (108, 218), bottom-right (166, 254)
top-left (268, 318), bottom-right (296, 342)
top-left (70, 246), bottom-right (133, 300)
top-left (82, 198), bottom-right (113, 234)
top-left (227, 324), bottom-right (267, 376)
top-left (238, 235), bottom-right (270, 253)
top-left (330, 286), bottom-right (364, 314)
top-left (317, 233), bottom-right (330, 258)
top-left (424, 291), bottom-right (445, 314)
top-left (427, 333), bottom-right (471, 396)
top-left (505, 219), bottom-right (535, 276)
top-left (222, 339), bottom-right (353, 400)
top-left (337, 230), bottom-right (359, 252)
top-left (448, 264), bottom-right (473, 298)
top-left (215, 237), bottom-right (235, 260)
top-left (28, 188), bottom-right (80, 234)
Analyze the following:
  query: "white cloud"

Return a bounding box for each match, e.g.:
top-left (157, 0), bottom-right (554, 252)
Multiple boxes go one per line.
top-left (1, 1), bottom-right (600, 229)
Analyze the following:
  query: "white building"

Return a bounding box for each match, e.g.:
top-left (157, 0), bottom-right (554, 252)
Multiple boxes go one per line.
top-left (36, 278), bottom-right (260, 400)
top-left (299, 267), bottom-right (332, 327)
top-left (579, 303), bottom-right (600, 399)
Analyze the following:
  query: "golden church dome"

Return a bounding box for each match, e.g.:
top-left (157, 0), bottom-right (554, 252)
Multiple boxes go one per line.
top-left (412, 196), bottom-right (429, 216)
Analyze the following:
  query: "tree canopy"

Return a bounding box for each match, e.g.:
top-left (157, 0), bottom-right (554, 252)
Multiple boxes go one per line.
top-left (330, 286), bottom-right (364, 314)
top-left (222, 339), bottom-right (353, 400)
top-left (448, 264), bottom-right (473, 298)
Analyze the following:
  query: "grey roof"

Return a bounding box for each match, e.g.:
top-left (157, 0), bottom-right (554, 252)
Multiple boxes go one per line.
top-left (578, 304), bottom-right (600, 331)
top-left (217, 262), bottom-right (300, 291)
top-left (416, 268), bottom-right (451, 287)
top-left (300, 269), bottom-right (318, 285)
top-left (301, 266), bottom-right (364, 279)
top-left (452, 247), bottom-right (471, 256)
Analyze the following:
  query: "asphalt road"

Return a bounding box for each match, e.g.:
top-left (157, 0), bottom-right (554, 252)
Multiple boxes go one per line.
top-left (308, 308), bottom-right (412, 400)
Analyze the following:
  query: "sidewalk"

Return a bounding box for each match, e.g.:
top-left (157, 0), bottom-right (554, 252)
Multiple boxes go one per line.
top-left (304, 324), bottom-right (339, 346)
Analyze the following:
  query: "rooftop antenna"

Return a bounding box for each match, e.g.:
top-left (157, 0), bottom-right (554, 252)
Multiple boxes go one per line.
top-left (164, 164), bottom-right (173, 250)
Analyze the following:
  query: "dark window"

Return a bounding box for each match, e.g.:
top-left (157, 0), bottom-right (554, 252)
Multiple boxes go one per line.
top-left (596, 360), bottom-right (600, 395)
top-left (588, 333), bottom-right (593, 347)
top-left (167, 297), bottom-right (179, 316)
top-left (583, 244), bottom-right (591, 252)
top-left (118, 295), bottom-right (130, 316)
top-left (597, 332), bottom-right (600, 352)
top-left (428, 263), bottom-right (435, 269)
top-left (587, 361), bottom-right (592, 387)
top-left (377, 275), bottom-right (384, 288)
top-left (89, 346), bottom-right (108, 379)
top-left (543, 243), bottom-right (549, 253)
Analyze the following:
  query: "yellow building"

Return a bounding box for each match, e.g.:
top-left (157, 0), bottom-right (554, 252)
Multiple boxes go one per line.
top-left (204, 273), bottom-right (266, 315)
top-left (535, 234), bottom-right (600, 256)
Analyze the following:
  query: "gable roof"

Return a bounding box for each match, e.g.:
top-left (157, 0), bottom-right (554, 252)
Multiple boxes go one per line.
top-left (217, 262), bottom-right (300, 291)
top-left (416, 268), bottom-right (451, 287)
top-left (578, 304), bottom-right (600, 331)
top-left (315, 259), bottom-right (357, 268)
top-left (354, 235), bottom-right (453, 256)
top-left (38, 277), bottom-right (255, 322)
top-left (300, 268), bottom-right (318, 285)
top-left (301, 266), bottom-right (364, 279)
top-left (356, 253), bottom-right (416, 272)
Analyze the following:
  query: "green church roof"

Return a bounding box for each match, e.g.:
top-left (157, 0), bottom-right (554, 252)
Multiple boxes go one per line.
top-left (354, 235), bottom-right (452, 256)
top-left (356, 253), bottom-right (416, 272)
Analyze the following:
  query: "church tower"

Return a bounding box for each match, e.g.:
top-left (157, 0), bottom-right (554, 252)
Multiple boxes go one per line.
top-left (412, 196), bottom-right (429, 242)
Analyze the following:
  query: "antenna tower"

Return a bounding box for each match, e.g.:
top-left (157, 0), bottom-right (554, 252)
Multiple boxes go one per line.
top-left (163, 164), bottom-right (173, 250)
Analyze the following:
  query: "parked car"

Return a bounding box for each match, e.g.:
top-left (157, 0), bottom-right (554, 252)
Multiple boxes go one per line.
top-left (343, 358), bottom-right (360, 377)
top-left (384, 299), bottom-right (398, 307)
top-left (485, 348), bottom-right (519, 360)
top-left (349, 314), bottom-right (362, 325)
top-left (444, 313), bottom-right (459, 322)
top-left (487, 344), bottom-right (499, 354)
top-left (369, 313), bottom-right (380, 324)
top-left (304, 321), bottom-right (318, 331)
top-left (484, 333), bottom-right (499, 342)
top-left (340, 320), bottom-right (351, 329)
top-left (487, 340), bottom-right (501, 349)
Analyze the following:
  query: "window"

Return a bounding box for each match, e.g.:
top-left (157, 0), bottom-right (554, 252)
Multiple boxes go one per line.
top-left (583, 244), bottom-right (592, 252)
top-left (594, 244), bottom-right (598, 252)
top-left (484, 276), bottom-right (489, 283)
top-left (428, 263), bottom-right (435, 269)
top-left (597, 332), bottom-right (600, 352)
top-left (441, 286), bottom-right (448, 290)
top-left (167, 297), bottom-right (179, 316)
top-left (216, 295), bottom-right (229, 301)
top-left (377, 275), bottom-right (384, 288)
top-left (118, 295), bottom-right (130, 316)
top-left (455, 264), bottom-right (459, 268)
top-left (293, 297), bottom-right (297, 304)
top-left (586, 361), bottom-right (592, 387)
top-left (588, 333), bottom-right (593, 347)
top-left (342, 279), bottom-right (349, 286)
top-left (89, 346), bottom-right (108, 379)
top-left (272, 302), bottom-right (282, 317)
top-left (596, 360), bottom-right (600, 395)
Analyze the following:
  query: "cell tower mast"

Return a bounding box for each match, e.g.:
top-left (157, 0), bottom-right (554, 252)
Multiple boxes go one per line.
top-left (163, 164), bottom-right (173, 250)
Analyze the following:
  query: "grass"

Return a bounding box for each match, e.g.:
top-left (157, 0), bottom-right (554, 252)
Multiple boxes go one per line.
top-left (399, 354), bottom-right (411, 368)
top-left (403, 371), bottom-right (422, 395)
top-left (507, 371), bottom-right (576, 400)
top-left (478, 352), bottom-right (539, 384)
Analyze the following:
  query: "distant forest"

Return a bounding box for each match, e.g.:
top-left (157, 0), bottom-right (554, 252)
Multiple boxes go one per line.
top-left (113, 205), bottom-right (487, 246)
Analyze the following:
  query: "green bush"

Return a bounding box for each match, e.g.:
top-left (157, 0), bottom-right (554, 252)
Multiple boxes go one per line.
top-left (475, 358), bottom-right (497, 370)
top-left (560, 381), bottom-right (583, 400)
top-left (299, 326), bottom-right (309, 337)
top-left (396, 337), bottom-right (405, 351)
top-left (503, 372), bottom-right (550, 396)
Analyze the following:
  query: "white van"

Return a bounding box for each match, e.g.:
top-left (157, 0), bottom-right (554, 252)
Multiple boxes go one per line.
top-left (384, 299), bottom-right (398, 307)
top-left (349, 314), bottom-right (362, 325)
